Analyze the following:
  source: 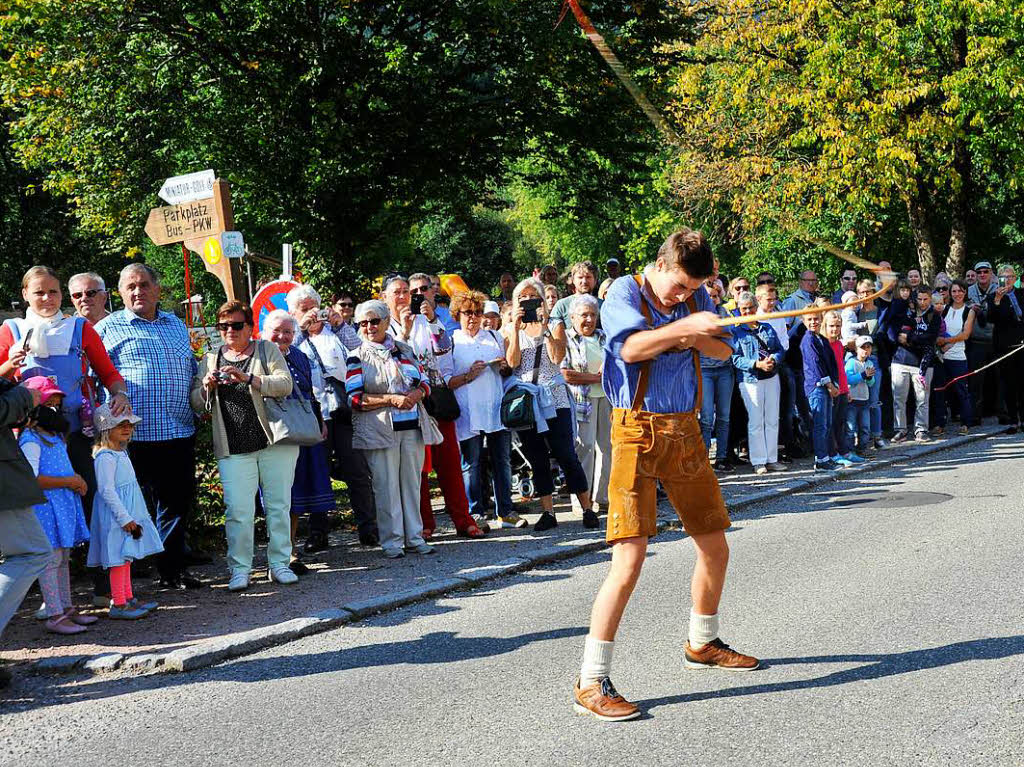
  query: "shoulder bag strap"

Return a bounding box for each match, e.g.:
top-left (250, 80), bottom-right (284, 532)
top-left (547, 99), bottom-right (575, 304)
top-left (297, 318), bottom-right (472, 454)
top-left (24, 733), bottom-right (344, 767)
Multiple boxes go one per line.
top-left (530, 331), bottom-right (543, 385)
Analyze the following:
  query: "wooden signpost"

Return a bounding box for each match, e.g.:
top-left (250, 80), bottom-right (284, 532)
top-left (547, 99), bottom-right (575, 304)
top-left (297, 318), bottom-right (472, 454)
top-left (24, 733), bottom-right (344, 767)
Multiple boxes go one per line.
top-left (144, 198), bottom-right (222, 246)
top-left (145, 175), bottom-right (249, 303)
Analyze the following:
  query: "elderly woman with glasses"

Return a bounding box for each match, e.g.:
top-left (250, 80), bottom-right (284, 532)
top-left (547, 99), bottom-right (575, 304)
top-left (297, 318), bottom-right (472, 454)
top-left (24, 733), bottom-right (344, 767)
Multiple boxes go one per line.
top-left (262, 309), bottom-right (334, 571)
top-left (346, 300), bottom-right (436, 558)
top-left (191, 301), bottom-right (298, 592)
top-left (562, 293), bottom-right (611, 515)
top-left (448, 290), bottom-right (513, 530)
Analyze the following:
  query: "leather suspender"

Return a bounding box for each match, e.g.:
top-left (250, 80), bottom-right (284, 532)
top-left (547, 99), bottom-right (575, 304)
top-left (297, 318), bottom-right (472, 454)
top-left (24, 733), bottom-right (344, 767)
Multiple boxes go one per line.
top-left (630, 274), bottom-right (702, 414)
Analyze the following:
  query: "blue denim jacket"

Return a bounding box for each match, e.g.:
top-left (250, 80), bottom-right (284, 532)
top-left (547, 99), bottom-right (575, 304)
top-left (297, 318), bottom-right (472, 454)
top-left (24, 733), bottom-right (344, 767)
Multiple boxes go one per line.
top-left (731, 322), bottom-right (785, 384)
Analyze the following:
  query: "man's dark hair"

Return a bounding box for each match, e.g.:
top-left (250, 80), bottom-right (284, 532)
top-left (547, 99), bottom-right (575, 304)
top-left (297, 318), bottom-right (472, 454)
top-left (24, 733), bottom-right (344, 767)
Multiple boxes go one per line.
top-left (917, 283), bottom-right (934, 295)
top-left (657, 228), bottom-right (714, 279)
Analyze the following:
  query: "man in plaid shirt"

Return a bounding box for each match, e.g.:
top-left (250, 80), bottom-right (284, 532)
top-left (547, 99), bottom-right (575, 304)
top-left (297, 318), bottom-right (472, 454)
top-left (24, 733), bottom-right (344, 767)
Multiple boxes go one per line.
top-left (96, 264), bottom-right (203, 591)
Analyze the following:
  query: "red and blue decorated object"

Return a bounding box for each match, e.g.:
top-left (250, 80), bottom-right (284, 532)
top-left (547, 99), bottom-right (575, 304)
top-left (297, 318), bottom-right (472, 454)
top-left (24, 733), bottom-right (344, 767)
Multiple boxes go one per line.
top-left (252, 280), bottom-right (299, 335)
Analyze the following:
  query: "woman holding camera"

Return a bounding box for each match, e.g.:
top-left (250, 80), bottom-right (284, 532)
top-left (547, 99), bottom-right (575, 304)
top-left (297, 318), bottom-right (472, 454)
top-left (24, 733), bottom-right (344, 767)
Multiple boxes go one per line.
top-left (191, 301), bottom-right (298, 592)
top-left (504, 278), bottom-right (593, 531)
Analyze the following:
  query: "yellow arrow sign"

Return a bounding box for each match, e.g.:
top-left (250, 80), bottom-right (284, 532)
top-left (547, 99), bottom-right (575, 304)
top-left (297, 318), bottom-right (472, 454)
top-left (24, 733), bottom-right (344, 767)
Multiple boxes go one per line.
top-left (203, 237), bottom-right (223, 266)
top-left (144, 198), bottom-right (223, 246)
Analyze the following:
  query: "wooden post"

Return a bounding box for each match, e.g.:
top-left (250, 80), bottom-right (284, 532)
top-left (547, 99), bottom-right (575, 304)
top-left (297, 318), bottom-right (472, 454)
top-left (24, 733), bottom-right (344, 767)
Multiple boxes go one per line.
top-left (186, 179), bottom-right (250, 303)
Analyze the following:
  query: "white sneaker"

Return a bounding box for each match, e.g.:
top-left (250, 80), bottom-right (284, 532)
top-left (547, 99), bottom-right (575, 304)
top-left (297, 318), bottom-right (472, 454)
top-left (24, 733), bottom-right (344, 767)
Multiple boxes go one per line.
top-left (269, 566), bottom-right (298, 585)
top-left (227, 571), bottom-right (251, 592)
top-left (753, 465), bottom-right (768, 475)
top-left (410, 543), bottom-right (436, 555)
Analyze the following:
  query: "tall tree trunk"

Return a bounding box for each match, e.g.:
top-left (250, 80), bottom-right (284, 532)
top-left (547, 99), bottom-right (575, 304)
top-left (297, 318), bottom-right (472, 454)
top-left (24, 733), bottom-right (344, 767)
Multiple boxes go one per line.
top-left (945, 26), bottom-right (971, 280)
top-left (906, 185), bottom-right (937, 283)
top-left (947, 156), bottom-right (969, 279)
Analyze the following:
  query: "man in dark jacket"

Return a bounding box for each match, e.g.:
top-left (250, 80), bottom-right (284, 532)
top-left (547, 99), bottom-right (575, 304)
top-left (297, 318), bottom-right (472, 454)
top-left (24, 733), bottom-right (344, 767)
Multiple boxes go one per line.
top-left (986, 265), bottom-right (1024, 431)
top-left (0, 378), bottom-right (50, 684)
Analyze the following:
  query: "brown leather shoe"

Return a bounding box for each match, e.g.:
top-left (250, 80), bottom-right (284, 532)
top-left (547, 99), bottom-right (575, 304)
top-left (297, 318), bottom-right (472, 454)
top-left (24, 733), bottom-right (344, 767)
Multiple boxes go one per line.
top-left (573, 677), bottom-right (641, 722)
top-left (684, 638), bottom-right (760, 671)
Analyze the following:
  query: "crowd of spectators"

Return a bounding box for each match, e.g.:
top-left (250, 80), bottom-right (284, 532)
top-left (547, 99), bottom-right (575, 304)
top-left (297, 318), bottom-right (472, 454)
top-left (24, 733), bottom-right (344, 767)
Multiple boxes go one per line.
top-left (0, 253), bottom-right (1017, 664)
top-left (700, 259), bottom-right (1016, 473)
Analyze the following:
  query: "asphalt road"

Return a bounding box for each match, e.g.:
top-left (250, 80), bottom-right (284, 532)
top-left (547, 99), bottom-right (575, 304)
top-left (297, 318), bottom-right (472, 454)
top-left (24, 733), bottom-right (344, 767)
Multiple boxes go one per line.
top-left (4, 436), bottom-right (1023, 766)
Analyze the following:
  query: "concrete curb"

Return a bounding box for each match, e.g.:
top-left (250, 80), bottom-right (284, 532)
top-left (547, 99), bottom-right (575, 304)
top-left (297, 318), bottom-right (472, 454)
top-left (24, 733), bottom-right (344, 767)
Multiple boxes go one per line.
top-left (29, 425), bottom-right (1005, 679)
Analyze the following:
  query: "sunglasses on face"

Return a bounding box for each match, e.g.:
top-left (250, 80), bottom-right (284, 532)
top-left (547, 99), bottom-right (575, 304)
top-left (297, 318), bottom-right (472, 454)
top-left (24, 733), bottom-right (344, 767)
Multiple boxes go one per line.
top-left (71, 289), bottom-right (102, 300)
top-left (734, 285), bottom-right (750, 292)
top-left (462, 309), bottom-right (484, 317)
top-left (936, 287), bottom-right (949, 292)
top-left (358, 318), bottom-right (383, 328)
top-left (410, 286), bottom-right (431, 295)
top-left (335, 302), bottom-right (353, 308)
top-left (756, 279), bottom-right (774, 285)
top-left (216, 321), bottom-right (248, 332)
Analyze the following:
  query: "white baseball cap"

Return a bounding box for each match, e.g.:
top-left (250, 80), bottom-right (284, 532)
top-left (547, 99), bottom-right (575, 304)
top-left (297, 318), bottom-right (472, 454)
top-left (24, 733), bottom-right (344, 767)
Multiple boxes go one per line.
top-left (483, 301), bottom-right (500, 315)
top-left (855, 335), bottom-right (873, 349)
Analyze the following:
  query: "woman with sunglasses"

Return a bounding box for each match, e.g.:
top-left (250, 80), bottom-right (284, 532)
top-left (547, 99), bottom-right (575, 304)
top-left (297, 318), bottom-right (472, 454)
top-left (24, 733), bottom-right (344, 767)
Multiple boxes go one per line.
top-left (449, 290), bottom-right (513, 531)
top-left (191, 301), bottom-right (298, 592)
top-left (382, 274), bottom-right (483, 540)
top-left (346, 300), bottom-right (435, 558)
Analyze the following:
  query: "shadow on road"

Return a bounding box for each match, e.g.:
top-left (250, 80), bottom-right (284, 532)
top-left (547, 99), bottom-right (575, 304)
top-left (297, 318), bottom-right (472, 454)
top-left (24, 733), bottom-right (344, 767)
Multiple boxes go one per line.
top-left (639, 634), bottom-right (1024, 714)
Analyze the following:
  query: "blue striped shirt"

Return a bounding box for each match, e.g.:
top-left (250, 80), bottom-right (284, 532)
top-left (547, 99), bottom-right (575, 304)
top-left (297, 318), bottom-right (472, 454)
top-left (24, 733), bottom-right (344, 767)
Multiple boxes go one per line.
top-left (601, 275), bottom-right (719, 414)
top-left (95, 309), bottom-right (198, 442)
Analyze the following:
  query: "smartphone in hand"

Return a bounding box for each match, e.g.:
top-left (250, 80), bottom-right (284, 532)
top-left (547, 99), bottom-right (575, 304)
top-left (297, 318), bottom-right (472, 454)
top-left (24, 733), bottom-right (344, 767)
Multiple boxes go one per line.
top-left (411, 293), bottom-right (425, 315)
top-left (520, 298), bottom-right (541, 323)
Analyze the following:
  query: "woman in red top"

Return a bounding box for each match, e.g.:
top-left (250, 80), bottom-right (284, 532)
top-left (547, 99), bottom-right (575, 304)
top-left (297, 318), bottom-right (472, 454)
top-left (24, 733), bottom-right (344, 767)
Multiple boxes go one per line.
top-left (1, 266), bottom-right (130, 525)
top-left (822, 310), bottom-right (864, 466)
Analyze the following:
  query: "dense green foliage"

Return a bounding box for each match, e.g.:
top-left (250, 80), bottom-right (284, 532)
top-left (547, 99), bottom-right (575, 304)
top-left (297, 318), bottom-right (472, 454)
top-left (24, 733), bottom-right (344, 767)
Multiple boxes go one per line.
top-left (3, 0), bottom-right (1024, 307)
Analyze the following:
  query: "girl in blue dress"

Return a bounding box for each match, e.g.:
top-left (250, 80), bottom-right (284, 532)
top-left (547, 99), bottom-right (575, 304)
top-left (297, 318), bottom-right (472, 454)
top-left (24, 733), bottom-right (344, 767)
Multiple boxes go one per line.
top-left (86, 403), bottom-right (163, 619)
top-left (18, 376), bottom-right (93, 635)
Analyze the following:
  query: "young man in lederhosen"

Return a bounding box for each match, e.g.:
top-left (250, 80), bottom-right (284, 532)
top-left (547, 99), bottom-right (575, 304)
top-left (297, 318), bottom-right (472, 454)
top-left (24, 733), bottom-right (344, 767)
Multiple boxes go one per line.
top-left (573, 229), bottom-right (760, 722)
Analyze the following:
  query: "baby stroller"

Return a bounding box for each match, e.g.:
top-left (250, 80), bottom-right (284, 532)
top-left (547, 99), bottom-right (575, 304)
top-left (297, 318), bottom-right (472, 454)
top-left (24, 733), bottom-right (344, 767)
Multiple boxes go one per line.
top-left (509, 431), bottom-right (536, 500)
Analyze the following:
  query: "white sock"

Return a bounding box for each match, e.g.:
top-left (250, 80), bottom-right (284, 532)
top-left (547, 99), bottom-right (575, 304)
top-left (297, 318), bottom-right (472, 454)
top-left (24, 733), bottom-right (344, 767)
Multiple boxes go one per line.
top-left (579, 635), bottom-right (615, 687)
top-left (688, 609), bottom-right (719, 649)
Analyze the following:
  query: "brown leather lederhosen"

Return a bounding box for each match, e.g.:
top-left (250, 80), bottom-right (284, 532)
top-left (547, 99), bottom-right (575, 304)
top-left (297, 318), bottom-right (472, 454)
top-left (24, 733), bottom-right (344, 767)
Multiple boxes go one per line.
top-left (604, 275), bottom-right (730, 543)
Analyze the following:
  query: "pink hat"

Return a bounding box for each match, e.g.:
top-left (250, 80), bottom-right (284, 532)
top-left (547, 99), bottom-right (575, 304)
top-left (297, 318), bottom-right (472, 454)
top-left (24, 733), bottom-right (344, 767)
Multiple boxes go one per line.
top-left (21, 376), bottom-right (66, 401)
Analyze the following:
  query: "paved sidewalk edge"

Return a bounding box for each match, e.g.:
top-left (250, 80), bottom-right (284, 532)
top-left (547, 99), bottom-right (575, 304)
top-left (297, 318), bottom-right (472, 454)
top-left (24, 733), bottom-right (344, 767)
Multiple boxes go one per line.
top-left (28, 426), bottom-right (1003, 679)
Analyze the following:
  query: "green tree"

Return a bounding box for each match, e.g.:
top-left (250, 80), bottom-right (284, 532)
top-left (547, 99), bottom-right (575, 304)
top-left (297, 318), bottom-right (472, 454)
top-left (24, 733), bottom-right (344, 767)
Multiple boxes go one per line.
top-left (664, 0), bottom-right (1024, 280)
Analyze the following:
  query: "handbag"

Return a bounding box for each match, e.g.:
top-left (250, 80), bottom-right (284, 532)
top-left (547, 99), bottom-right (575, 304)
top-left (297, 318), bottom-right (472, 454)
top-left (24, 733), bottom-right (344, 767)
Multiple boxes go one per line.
top-left (255, 343), bottom-right (324, 446)
top-left (425, 384), bottom-right (461, 422)
top-left (500, 335), bottom-right (543, 430)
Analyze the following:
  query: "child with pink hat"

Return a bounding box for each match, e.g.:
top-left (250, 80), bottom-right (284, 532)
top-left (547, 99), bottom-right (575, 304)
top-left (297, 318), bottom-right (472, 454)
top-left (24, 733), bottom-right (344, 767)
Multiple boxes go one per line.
top-left (17, 376), bottom-right (94, 634)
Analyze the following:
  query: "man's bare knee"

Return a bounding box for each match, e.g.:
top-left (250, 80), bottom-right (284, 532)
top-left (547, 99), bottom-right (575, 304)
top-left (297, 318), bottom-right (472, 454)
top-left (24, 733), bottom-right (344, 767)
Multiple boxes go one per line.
top-left (691, 530), bottom-right (729, 565)
top-left (609, 537), bottom-right (647, 586)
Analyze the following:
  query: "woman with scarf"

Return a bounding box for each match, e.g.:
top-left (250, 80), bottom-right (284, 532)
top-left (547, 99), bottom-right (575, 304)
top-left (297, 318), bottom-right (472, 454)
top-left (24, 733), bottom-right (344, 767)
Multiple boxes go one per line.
top-left (346, 300), bottom-right (437, 559)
